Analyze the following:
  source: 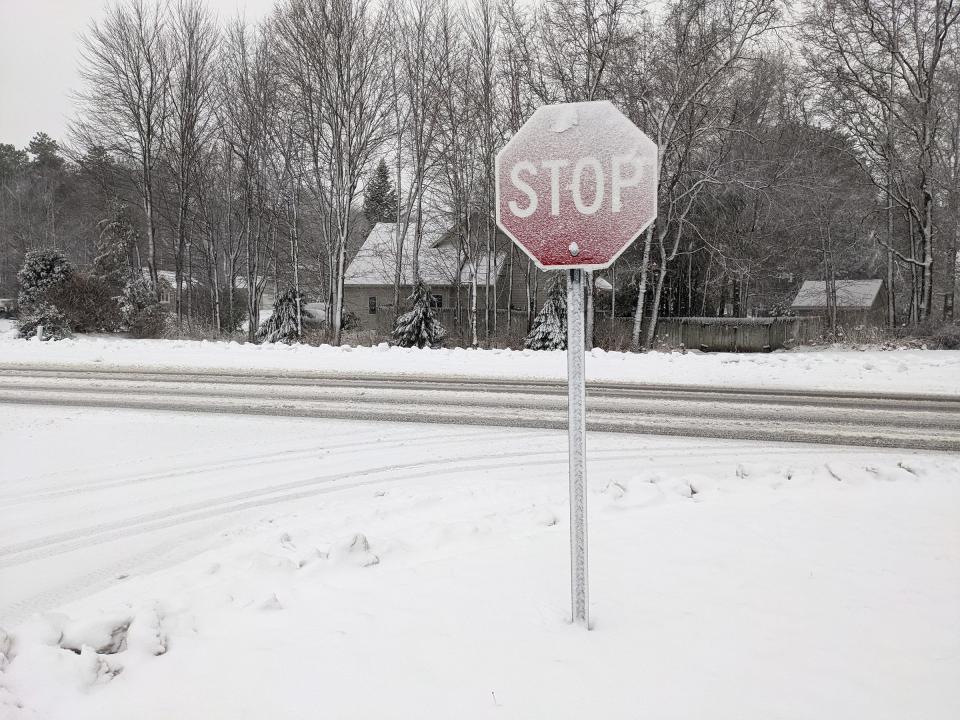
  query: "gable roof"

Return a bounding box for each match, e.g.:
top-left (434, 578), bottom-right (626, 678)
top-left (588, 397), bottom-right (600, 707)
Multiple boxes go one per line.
top-left (791, 279), bottom-right (884, 309)
top-left (345, 222), bottom-right (504, 288)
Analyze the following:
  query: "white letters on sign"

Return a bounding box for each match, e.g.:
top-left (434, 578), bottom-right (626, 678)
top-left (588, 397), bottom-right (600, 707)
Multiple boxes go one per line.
top-left (508, 161), bottom-right (538, 218)
top-left (507, 152), bottom-right (650, 218)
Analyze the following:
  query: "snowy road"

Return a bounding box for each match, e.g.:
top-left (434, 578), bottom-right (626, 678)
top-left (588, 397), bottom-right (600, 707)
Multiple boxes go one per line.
top-left (2, 365), bottom-right (959, 449)
top-left (1, 404), bottom-right (958, 719)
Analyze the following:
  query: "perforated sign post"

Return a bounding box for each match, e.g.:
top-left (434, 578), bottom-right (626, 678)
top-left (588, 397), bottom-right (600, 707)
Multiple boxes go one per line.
top-left (495, 100), bottom-right (657, 628)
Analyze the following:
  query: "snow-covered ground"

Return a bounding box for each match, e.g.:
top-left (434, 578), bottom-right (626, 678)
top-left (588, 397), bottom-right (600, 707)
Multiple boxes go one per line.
top-left (1, 405), bottom-right (958, 719)
top-left (2, 319), bottom-right (959, 395)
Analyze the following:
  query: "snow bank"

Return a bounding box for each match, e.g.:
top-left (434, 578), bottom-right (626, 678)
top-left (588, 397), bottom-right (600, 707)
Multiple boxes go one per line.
top-left (1, 319), bottom-right (958, 395)
top-left (1, 405), bottom-right (958, 719)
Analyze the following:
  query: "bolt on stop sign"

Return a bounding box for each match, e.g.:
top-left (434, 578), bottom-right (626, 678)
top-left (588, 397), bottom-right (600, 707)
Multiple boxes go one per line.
top-left (495, 100), bottom-right (657, 270)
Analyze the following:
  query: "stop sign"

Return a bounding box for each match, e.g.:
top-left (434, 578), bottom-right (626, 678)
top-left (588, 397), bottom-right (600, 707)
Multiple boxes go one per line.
top-left (495, 100), bottom-right (657, 270)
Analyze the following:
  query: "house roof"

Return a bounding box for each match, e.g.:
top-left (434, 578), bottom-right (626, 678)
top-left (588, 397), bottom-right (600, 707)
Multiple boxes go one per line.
top-left (791, 279), bottom-right (884, 309)
top-left (345, 222), bottom-right (504, 288)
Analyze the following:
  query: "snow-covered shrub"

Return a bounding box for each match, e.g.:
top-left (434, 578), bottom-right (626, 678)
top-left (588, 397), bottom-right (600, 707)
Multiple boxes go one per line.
top-left (120, 276), bottom-right (168, 338)
top-left (392, 280), bottom-right (446, 348)
top-left (16, 249), bottom-right (72, 308)
top-left (50, 274), bottom-right (122, 333)
top-left (525, 278), bottom-right (567, 350)
top-left (16, 302), bottom-right (71, 340)
top-left (256, 288), bottom-right (304, 344)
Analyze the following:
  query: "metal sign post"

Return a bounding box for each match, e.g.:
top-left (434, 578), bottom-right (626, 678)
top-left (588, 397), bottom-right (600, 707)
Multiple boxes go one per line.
top-left (494, 100), bottom-right (657, 629)
top-left (566, 268), bottom-right (588, 627)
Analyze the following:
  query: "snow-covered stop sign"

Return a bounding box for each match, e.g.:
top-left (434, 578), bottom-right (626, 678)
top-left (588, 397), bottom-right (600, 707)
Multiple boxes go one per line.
top-left (495, 100), bottom-right (657, 270)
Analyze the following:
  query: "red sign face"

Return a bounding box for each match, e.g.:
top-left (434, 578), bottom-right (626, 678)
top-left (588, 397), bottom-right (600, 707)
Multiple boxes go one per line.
top-left (495, 100), bottom-right (657, 270)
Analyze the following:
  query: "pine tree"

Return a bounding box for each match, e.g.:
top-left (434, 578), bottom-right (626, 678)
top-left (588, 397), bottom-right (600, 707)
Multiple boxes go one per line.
top-left (27, 132), bottom-right (64, 170)
top-left (256, 288), bottom-right (304, 344)
top-left (93, 200), bottom-right (135, 290)
top-left (363, 158), bottom-right (398, 223)
top-left (15, 249), bottom-right (74, 340)
top-left (525, 277), bottom-right (567, 350)
top-left (392, 280), bottom-right (446, 348)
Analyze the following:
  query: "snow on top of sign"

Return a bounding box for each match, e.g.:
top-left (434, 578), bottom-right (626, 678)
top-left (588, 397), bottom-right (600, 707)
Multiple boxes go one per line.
top-left (549, 105), bottom-right (579, 133)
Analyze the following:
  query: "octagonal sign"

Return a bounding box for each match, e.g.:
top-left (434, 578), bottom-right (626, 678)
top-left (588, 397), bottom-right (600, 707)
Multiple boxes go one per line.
top-left (495, 100), bottom-right (657, 271)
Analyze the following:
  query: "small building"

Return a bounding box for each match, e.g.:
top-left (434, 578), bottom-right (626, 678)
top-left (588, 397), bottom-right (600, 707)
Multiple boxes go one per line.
top-left (343, 219), bottom-right (548, 331)
top-left (790, 279), bottom-right (887, 327)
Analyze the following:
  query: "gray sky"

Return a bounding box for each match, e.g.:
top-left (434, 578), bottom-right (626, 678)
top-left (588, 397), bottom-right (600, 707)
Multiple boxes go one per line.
top-left (0, 0), bottom-right (274, 150)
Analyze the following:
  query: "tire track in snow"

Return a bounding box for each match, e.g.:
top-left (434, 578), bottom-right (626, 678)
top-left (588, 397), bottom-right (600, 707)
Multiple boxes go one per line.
top-left (0, 427), bottom-right (543, 505)
top-left (0, 448), bottom-right (679, 568)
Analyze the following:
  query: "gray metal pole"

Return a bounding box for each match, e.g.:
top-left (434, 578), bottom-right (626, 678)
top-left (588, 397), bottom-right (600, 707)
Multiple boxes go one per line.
top-left (566, 268), bottom-right (589, 628)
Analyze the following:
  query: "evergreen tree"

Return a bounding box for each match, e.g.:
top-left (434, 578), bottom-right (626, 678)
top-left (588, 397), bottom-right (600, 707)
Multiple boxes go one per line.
top-left (525, 277), bottom-right (567, 350)
top-left (256, 288), bottom-right (304, 344)
top-left (392, 280), bottom-right (446, 348)
top-left (363, 158), bottom-right (398, 223)
top-left (93, 200), bottom-right (135, 289)
top-left (16, 249), bottom-right (73, 308)
top-left (27, 132), bottom-right (64, 170)
top-left (15, 249), bottom-right (74, 340)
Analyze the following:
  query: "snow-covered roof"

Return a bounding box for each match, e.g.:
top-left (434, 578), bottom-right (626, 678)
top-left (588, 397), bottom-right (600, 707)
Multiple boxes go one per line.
top-left (595, 277), bottom-right (613, 292)
top-left (345, 222), bottom-right (504, 288)
top-left (791, 279), bottom-right (883, 309)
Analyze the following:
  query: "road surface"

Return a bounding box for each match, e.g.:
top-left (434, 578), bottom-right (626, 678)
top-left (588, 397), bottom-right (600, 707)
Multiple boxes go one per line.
top-left (1, 364), bottom-right (958, 450)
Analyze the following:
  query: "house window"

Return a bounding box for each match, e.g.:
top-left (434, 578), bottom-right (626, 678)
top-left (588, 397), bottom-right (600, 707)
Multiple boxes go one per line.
top-left (431, 294), bottom-right (443, 309)
top-left (159, 286), bottom-right (172, 304)
top-left (368, 296), bottom-right (377, 314)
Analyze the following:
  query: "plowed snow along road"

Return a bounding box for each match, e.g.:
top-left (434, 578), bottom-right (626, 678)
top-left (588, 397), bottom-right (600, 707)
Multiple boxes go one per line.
top-left (1, 365), bottom-right (959, 450)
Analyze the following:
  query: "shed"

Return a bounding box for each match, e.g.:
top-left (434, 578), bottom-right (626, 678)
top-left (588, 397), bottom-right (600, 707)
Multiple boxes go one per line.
top-left (790, 279), bottom-right (887, 327)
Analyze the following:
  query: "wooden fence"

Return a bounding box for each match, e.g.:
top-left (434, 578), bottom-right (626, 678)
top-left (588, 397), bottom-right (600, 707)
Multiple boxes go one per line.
top-left (649, 317), bottom-right (822, 352)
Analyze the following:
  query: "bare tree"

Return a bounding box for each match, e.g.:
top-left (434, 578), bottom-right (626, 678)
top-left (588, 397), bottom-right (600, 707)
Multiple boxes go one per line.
top-left (615, 0), bottom-right (780, 348)
top-left (219, 19), bottom-right (280, 340)
top-left (167, 0), bottom-right (218, 324)
top-left (75, 0), bottom-right (171, 292)
top-left (803, 0), bottom-right (960, 322)
top-left (276, 0), bottom-right (392, 345)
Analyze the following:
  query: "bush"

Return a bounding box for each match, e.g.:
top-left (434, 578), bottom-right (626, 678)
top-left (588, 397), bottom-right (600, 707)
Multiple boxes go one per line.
top-left (16, 302), bottom-right (72, 341)
top-left (893, 319), bottom-right (960, 349)
top-left (342, 310), bottom-right (361, 331)
top-left (49, 274), bottom-right (122, 333)
top-left (120, 276), bottom-right (168, 338)
top-left (936, 325), bottom-right (960, 349)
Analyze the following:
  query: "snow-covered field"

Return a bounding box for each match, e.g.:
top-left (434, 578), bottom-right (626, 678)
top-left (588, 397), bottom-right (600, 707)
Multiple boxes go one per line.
top-left (2, 319), bottom-right (959, 394)
top-left (1, 405), bottom-right (958, 719)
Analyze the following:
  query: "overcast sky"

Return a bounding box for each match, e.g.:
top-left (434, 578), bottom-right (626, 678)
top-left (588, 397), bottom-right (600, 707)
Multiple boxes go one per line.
top-left (0, 0), bottom-right (274, 150)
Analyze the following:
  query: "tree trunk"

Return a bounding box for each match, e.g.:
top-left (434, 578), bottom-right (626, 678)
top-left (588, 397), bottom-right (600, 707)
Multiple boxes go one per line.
top-left (142, 183), bottom-right (159, 292)
top-left (630, 226), bottom-right (654, 349)
top-left (585, 271), bottom-right (594, 351)
top-left (610, 263), bottom-right (617, 334)
top-left (333, 226), bottom-right (348, 346)
top-left (643, 266), bottom-right (669, 349)
top-left (506, 245), bottom-right (514, 336)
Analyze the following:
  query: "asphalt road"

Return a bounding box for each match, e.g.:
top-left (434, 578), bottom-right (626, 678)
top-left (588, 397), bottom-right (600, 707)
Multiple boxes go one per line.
top-left (1, 364), bottom-right (958, 450)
